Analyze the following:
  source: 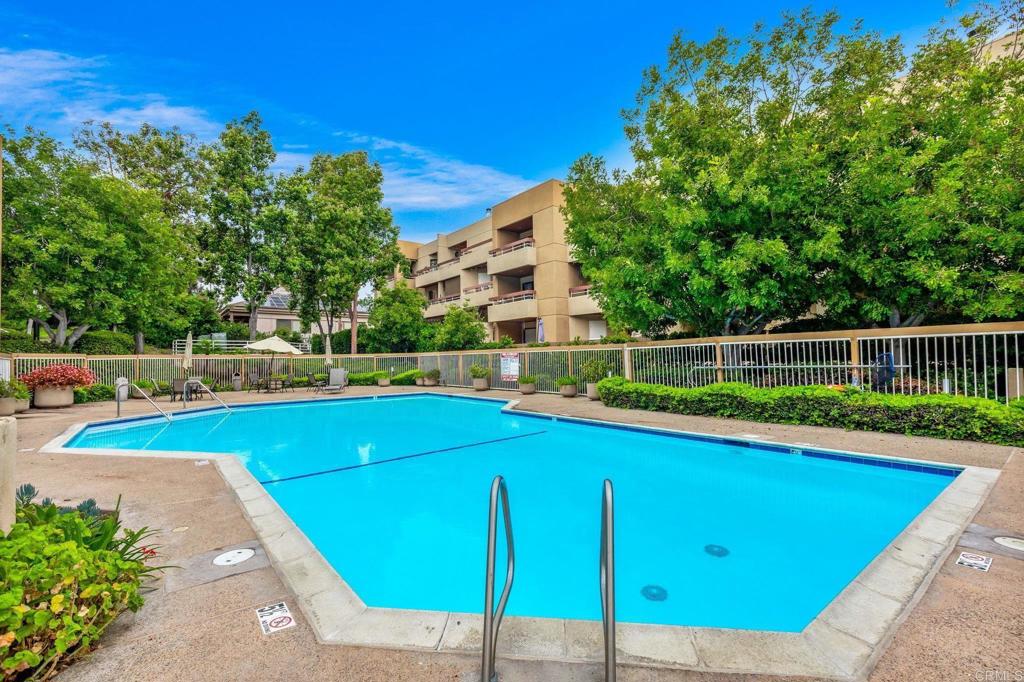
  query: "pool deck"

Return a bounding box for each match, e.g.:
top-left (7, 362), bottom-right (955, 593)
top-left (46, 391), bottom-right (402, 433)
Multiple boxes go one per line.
top-left (10, 386), bottom-right (1022, 681)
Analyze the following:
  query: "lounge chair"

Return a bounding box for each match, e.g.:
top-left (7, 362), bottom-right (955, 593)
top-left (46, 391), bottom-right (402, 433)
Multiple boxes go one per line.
top-left (306, 373), bottom-right (326, 392)
top-left (321, 368), bottom-right (348, 393)
top-left (187, 377), bottom-right (209, 400)
top-left (247, 372), bottom-right (266, 393)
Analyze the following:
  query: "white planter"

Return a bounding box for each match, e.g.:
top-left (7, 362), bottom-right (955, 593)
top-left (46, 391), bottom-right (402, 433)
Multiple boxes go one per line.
top-left (377, 378), bottom-right (391, 387)
top-left (415, 377), bottom-right (425, 386)
top-left (520, 383), bottom-right (536, 395)
top-left (0, 398), bottom-right (15, 417)
top-left (131, 386), bottom-right (152, 399)
top-left (14, 399), bottom-right (29, 413)
top-left (560, 385), bottom-right (578, 398)
top-left (33, 385), bottom-right (75, 408)
top-left (473, 378), bottom-right (489, 391)
top-left (424, 377), bottom-right (439, 386)
top-left (586, 382), bottom-right (600, 401)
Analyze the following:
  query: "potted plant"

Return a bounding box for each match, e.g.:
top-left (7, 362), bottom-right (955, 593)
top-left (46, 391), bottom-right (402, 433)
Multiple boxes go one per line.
top-left (469, 364), bottom-right (491, 391)
top-left (0, 379), bottom-right (20, 416)
top-left (424, 369), bottom-right (441, 387)
top-left (11, 379), bottom-right (30, 413)
top-left (580, 358), bottom-right (613, 401)
top-left (413, 370), bottom-right (426, 386)
top-left (377, 373), bottom-right (391, 387)
top-left (20, 364), bottom-right (97, 408)
top-left (519, 374), bottom-right (538, 395)
top-left (556, 376), bottom-right (578, 398)
top-left (131, 378), bottom-right (156, 399)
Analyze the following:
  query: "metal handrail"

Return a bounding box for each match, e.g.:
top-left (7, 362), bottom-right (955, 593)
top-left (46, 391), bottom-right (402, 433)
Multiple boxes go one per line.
top-left (481, 475), bottom-right (514, 682)
top-left (600, 479), bottom-right (616, 682)
top-left (185, 379), bottom-right (233, 412)
top-left (127, 382), bottom-right (172, 422)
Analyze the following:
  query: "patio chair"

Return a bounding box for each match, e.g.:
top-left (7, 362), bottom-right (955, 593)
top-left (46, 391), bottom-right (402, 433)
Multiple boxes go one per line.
top-left (247, 372), bottom-right (266, 393)
top-left (187, 377), bottom-right (209, 400)
top-left (321, 368), bottom-right (348, 394)
top-left (171, 378), bottom-right (186, 402)
top-left (284, 373), bottom-right (296, 391)
top-left (306, 373), bottom-right (326, 392)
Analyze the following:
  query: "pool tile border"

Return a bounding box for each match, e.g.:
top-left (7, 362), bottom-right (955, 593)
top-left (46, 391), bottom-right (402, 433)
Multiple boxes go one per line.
top-left (40, 391), bottom-right (1000, 680)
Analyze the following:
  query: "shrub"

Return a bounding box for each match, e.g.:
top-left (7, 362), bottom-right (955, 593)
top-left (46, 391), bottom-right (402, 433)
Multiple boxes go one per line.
top-left (348, 371), bottom-right (388, 386)
top-left (391, 369), bottom-right (422, 386)
top-left (20, 365), bottom-right (96, 390)
top-left (519, 375), bottom-right (538, 384)
top-left (0, 380), bottom-right (21, 399)
top-left (424, 369), bottom-right (441, 381)
top-left (2, 491), bottom-right (160, 680)
top-left (596, 378), bottom-right (1024, 446)
top-left (579, 358), bottom-right (614, 383)
top-left (0, 331), bottom-right (56, 354)
top-left (469, 364), bottom-right (491, 379)
top-left (556, 376), bottom-right (578, 387)
top-left (73, 331), bottom-right (135, 355)
top-left (73, 384), bottom-right (116, 404)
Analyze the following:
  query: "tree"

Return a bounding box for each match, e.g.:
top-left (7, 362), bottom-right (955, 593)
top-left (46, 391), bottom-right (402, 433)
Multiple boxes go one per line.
top-left (2, 130), bottom-right (182, 347)
top-left (564, 5), bottom-right (1024, 334)
top-left (431, 304), bottom-right (487, 351)
top-left (364, 282), bottom-right (428, 353)
top-left (200, 112), bottom-right (280, 339)
top-left (277, 152), bottom-right (401, 351)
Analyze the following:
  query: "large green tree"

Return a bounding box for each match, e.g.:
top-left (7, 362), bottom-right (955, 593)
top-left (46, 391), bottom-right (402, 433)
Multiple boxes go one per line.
top-left (430, 304), bottom-right (487, 351)
top-left (565, 4), bottom-right (1024, 335)
top-left (2, 130), bottom-right (182, 347)
top-left (364, 282), bottom-right (428, 353)
top-left (200, 112), bottom-right (281, 339)
top-left (277, 151), bottom-right (401, 350)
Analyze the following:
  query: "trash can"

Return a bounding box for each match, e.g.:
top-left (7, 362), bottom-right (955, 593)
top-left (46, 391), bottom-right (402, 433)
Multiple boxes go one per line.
top-left (232, 372), bottom-right (242, 392)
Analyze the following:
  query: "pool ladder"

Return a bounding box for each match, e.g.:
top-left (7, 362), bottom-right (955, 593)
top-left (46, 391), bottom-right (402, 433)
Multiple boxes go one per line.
top-left (480, 477), bottom-right (616, 682)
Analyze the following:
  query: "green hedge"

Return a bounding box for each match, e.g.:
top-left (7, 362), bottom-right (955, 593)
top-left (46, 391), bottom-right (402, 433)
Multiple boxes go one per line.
top-left (74, 331), bottom-right (135, 355)
top-left (391, 369), bottom-right (422, 386)
top-left (348, 371), bottom-right (387, 386)
top-left (596, 377), bottom-right (1024, 446)
top-left (73, 385), bottom-right (116, 404)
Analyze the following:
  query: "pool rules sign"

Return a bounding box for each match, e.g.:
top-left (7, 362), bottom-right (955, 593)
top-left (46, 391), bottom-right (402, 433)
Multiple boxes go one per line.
top-left (256, 602), bottom-right (296, 634)
top-left (500, 353), bottom-right (520, 382)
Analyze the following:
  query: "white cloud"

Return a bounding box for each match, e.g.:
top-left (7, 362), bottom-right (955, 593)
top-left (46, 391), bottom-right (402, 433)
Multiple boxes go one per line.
top-left (335, 132), bottom-right (534, 210)
top-left (271, 150), bottom-right (313, 174)
top-left (0, 47), bottom-right (219, 136)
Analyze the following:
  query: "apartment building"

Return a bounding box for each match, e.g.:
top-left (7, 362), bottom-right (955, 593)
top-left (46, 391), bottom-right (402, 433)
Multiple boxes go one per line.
top-left (394, 179), bottom-right (609, 344)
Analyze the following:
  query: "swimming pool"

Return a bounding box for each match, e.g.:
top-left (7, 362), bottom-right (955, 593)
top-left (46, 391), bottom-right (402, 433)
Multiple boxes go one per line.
top-left (67, 393), bottom-right (957, 632)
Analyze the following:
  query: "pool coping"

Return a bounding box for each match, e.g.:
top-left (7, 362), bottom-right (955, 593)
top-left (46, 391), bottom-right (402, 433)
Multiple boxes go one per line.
top-left (39, 391), bottom-right (1000, 680)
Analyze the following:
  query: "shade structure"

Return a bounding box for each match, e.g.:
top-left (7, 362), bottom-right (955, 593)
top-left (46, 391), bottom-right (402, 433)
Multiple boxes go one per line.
top-left (182, 331), bottom-right (194, 372)
top-left (324, 334), bottom-right (333, 366)
top-left (244, 336), bottom-right (304, 355)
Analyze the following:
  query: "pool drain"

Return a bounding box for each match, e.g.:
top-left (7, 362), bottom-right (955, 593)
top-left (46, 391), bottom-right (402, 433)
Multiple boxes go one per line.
top-left (994, 536), bottom-right (1024, 552)
top-left (641, 585), bottom-right (668, 601)
top-left (705, 544), bottom-right (730, 558)
top-left (213, 548), bottom-right (255, 566)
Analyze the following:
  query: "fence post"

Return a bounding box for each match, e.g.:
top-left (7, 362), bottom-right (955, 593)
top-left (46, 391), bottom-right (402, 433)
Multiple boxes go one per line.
top-left (714, 342), bottom-right (725, 383)
top-left (623, 345), bottom-right (633, 381)
top-left (133, 355), bottom-right (140, 382)
top-left (849, 335), bottom-right (860, 385)
top-left (456, 354), bottom-right (462, 386)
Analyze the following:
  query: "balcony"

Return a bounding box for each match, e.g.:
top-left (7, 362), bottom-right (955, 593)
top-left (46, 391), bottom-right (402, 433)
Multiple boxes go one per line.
top-left (488, 238), bottom-right (536, 275)
top-left (425, 294), bottom-right (461, 319)
top-left (487, 290), bottom-right (538, 322)
top-left (456, 240), bottom-right (491, 269)
top-left (462, 282), bottom-right (494, 308)
top-left (567, 285), bottom-right (601, 316)
top-left (414, 257), bottom-right (460, 287)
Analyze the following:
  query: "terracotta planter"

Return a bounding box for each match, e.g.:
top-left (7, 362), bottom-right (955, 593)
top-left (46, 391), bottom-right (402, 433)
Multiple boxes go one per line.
top-left (586, 382), bottom-right (600, 401)
top-left (560, 384), bottom-right (578, 398)
top-left (424, 377), bottom-right (439, 387)
top-left (33, 385), bottom-right (74, 408)
top-left (473, 378), bottom-right (489, 391)
top-left (520, 383), bottom-right (536, 395)
top-left (0, 398), bottom-right (15, 417)
top-left (378, 378), bottom-right (391, 387)
top-left (14, 399), bottom-right (29, 413)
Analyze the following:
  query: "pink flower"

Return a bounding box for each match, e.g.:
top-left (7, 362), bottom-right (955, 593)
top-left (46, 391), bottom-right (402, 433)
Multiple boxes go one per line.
top-left (20, 364), bottom-right (97, 390)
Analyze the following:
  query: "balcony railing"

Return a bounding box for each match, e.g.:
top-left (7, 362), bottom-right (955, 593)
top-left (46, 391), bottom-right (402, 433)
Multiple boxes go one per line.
top-left (489, 238), bottom-right (535, 257)
top-left (569, 285), bottom-right (593, 297)
top-left (463, 282), bottom-right (494, 294)
top-left (489, 289), bottom-right (536, 305)
top-left (414, 256), bottom-right (460, 277)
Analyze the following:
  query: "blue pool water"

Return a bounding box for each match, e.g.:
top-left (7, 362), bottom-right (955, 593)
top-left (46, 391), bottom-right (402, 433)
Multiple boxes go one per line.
top-left (68, 394), bottom-right (956, 632)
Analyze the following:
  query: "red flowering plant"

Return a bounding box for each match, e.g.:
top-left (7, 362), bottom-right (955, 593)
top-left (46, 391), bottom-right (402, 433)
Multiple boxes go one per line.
top-left (19, 364), bottom-right (97, 390)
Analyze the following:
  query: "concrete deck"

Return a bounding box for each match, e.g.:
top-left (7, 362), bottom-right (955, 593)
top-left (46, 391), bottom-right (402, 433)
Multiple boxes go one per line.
top-left (9, 386), bottom-right (1021, 681)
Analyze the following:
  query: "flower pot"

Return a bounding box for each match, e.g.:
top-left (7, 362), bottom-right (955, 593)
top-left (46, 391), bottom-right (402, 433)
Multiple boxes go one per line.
top-left (520, 383), bottom-right (536, 395)
top-left (586, 382), bottom-right (600, 401)
top-left (378, 378), bottom-right (391, 387)
top-left (415, 377), bottom-right (425, 386)
top-left (131, 386), bottom-right (152, 399)
top-left (560, 384), bottom-right (578, 398)
top-left (424, 377), bottom-right (439, 387)
top-left (473, 378), bottom-right (489, 391)
top-left (33, 385), bottom-right (74, 408)
top-left (0, 398), bottom-right (15, 417)
top-left (14, 399), bottom-right (29, 413)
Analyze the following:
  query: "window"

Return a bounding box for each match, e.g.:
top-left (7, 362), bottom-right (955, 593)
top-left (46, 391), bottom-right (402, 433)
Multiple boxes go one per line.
top-left (276, 318), bottom-right (298, 332)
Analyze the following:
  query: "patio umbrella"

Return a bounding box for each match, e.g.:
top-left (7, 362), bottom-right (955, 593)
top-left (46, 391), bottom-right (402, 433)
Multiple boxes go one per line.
top-left (244, 336), bottom-right (304, 354)
top-left (182, 331), bottom-right (194, 374)
top-left (324, 333), bottom-right (333, 367)
top-left (537, 318), bottom-right (545, 343)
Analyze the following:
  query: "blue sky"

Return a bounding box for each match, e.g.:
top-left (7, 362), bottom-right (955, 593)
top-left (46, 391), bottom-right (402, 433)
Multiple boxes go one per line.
top-left (1, 1), bottom-right (959, 242)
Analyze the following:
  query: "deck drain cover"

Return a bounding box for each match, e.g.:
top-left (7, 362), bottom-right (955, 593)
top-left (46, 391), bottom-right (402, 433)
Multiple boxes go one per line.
top-left (705, 544), bottom-right (730, 558)
top-left (213, 548), bottom-right (255, 566)
top-left (994, 536), bottom-right (1024, 552)
top-left (641, 585), bottom-right (668, 601)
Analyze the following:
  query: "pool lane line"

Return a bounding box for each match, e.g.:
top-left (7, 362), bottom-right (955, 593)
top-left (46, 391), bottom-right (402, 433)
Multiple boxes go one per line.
top-left (258, 430), bottom-right (548, 485)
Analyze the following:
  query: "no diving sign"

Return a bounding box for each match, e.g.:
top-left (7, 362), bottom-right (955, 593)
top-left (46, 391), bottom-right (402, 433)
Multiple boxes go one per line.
top-left (256, 602), bottom-right (296, 634)
top-left (956, 551), bottom-right (993, 572)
